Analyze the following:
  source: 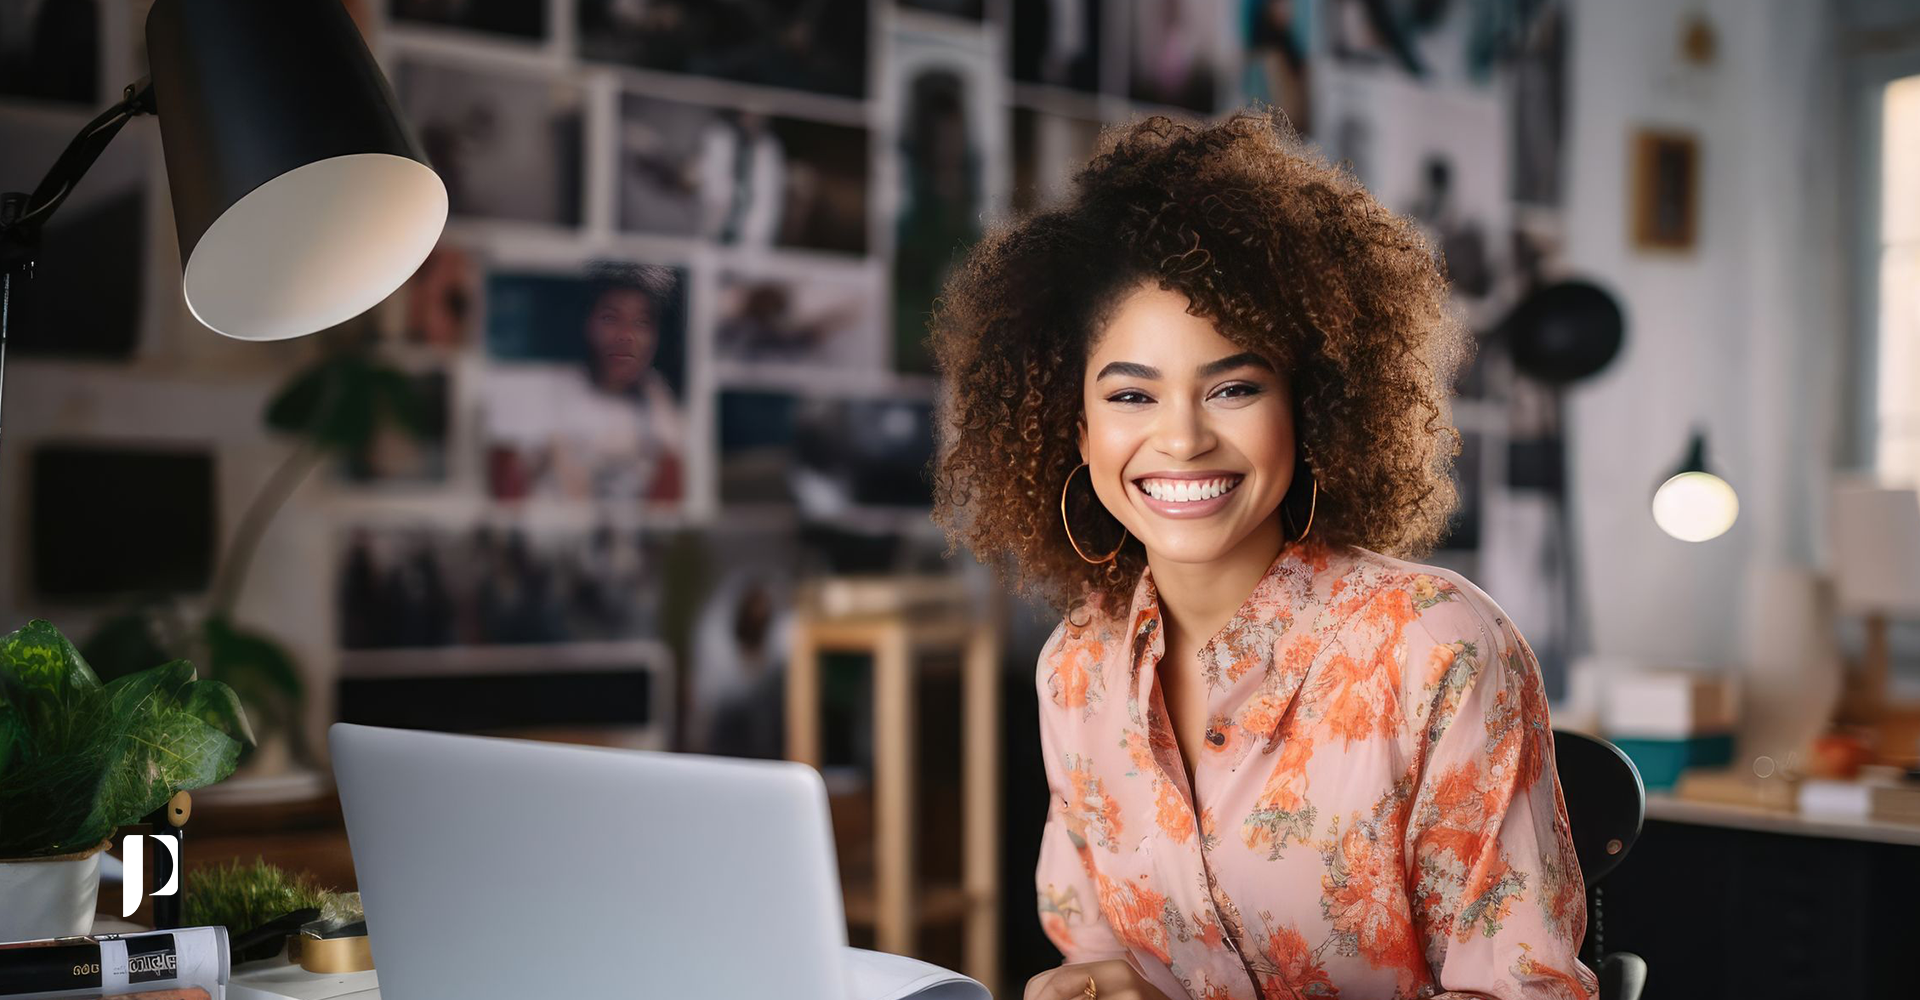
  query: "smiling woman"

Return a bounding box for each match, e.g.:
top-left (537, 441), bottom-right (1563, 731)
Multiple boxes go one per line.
top-left (929, 111), bottom-right (1600, 1000)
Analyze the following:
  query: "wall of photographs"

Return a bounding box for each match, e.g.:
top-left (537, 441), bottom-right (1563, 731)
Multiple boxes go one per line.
top-left (0, 0), bottom-right (1577, 764)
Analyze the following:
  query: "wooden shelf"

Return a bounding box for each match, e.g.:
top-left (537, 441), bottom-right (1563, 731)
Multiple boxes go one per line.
top-left (843, 881), bottom-right (972, 927)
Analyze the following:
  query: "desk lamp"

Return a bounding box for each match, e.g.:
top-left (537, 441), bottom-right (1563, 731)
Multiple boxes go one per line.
top-left (1828, 483), bottom-right (1920, 748)
top-left (0, 0), bottom-right (446, 926)
top-left (0, 0), bottom-right (448, 430)
top-left (1651, 429), bottom-right (1738, 542)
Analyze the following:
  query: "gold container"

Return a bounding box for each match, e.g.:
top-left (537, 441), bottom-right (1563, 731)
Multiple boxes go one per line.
top-left (289, 932), bottom-right (375, 973)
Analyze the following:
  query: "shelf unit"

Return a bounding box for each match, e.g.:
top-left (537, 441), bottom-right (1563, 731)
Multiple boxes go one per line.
top-left (785, 578), bottom-right (1004, 992)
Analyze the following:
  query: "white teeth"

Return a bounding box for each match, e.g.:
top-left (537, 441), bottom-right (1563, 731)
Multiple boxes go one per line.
top-left (1140, 476), bottom-right (1241, 503)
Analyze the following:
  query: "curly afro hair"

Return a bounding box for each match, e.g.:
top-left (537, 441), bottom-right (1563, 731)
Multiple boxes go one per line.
top-left (929, 109), bottom-right (1472, 618)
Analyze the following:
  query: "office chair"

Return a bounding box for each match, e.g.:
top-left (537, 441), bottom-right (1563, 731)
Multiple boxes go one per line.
top-left (1552, 729), bottom-right (1648, 1000)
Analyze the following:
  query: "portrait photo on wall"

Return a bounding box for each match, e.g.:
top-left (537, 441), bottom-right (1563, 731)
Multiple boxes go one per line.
top-left (1011, 0), bottom-right (1102, 94)
top-left (616, 93), bottom-right (870, 254)
top-left (713, 264), bottom-right (884, 373)
top-left (1240, 0), bottom-right (1312, 135)
top-left (481, 260), bottom-right (690, 505)
top-left (1011, 106), bottom-right (1101, 215)
top-left (1333, 75), bottom-right (1513, 331)
top-left (890, 27), bottom-right (999, 373)
top-left (0, 0), bottom-right (98, 103)
top-left (393, 57), bottom-right (585, 227)
top-left (684, 527), bottom-right (803, 759)
top-left (1130, 0), bottom-right (1226, 113)
top-left (388, 0), bottom-right (547, 40)
top-left (336, 521), bottom-right (669, 649)
top-left (0, 110), bottom-right (147, 358)
top-left (376, 239), bottom-right (483, 350)
top-left (577, 0), bottom-right (869, 99)
top-left (900, 0), bottom-right (986, 20)
top-left (718, 390), bottom-right (936, 515)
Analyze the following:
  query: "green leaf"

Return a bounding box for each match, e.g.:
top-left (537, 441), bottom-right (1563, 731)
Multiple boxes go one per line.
top-left (0, 620), bottom-right (251, 859)
top-left (203, 617), bottom-right (303, 703)
top-left (1, 618), bottom-right (101, 698)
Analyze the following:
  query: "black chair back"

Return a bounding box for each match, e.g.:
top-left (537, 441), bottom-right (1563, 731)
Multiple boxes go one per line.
top-left (1553, 728), bottom-right (1646, 882)
top-left (1552, 728), bottom-right (1650, 1000)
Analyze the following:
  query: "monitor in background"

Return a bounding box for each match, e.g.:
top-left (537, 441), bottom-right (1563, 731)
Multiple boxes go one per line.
top-left (31, 443), bottom-right (216, 599)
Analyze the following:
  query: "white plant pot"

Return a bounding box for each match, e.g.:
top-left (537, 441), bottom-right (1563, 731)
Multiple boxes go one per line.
top-left (0, 837), bottom-right (110, 942)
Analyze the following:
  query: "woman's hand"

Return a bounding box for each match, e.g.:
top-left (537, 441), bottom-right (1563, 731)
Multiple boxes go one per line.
top-left (1023, 959), bottom-right (1178, 1000)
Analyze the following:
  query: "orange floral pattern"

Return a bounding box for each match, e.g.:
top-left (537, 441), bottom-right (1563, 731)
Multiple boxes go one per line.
top-left (1033, 541), bottom-right (1599, 1000)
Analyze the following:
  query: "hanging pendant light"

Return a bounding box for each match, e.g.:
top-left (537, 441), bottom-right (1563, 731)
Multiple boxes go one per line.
top-left (1651, 429), bottom-right (1738, 542)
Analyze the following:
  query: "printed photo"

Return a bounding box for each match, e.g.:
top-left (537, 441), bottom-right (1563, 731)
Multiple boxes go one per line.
top-left (1240, 0), bottom-right (1312, 135)
top-left (483, 261), bottom-right (690, 504)
top-left (900, 0), bottom-right (985, 20)
top-left (1011, 106), bottom-right (1100, 215)
top-left (0, 0), bottom-right (97, 103)
top-left (578, 0), bottom-right (869, 99)
top-left (337, 521), bottom-right (670, 649)
top-left (718, 391), bottom-right (936, 514)
top-left (1129, 0), bottom-right (1225, 113)
top-left (684, 528), bottom-right (803, 758)
top-left (890, 28), bottom-right (999, 373)
top-left (1330, 75), bottom-right (1511, 330)
top-left (0, 110), bottom-right (146, 357)
top-left (1011, 0), bottom-right (1101, 93)
top-left (393, 58), bottom-right (585, 227)
top-left (616, 94), bottom-right (870, 254)
top-left (388, 0), bottom-right (546, 39)
top-left (379, 240), bottom-right (483, 349)
top-left (714, 265), bottom-right (883, 372)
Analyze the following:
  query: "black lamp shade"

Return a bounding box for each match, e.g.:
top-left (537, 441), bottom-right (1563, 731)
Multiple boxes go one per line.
top-left (147, 0), bottom-right (446, 341)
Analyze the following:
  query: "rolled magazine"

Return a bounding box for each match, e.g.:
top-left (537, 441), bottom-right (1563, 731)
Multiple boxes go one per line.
top-left (0, 927), bottom-right (229, 1000)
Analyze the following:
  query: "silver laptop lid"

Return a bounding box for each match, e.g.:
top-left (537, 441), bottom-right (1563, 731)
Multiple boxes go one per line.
top-left (329, 723), bottom-right (850, 999)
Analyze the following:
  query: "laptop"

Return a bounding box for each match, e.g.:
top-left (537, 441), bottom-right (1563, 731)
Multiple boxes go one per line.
top-left (328, 722), bottom-right (851, 999)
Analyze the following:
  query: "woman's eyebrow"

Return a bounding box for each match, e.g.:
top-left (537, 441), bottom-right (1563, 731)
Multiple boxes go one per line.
top-left (1196, 351), bottom-right (1274, 378)
top-left (1097, 352), bottom-right (1274, 381)
top-left (1096, 361), bottom-right (1160, 380)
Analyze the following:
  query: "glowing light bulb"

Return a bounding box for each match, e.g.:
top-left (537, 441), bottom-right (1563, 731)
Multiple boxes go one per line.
top-left (1652, 470), bottom-right (1739, 541)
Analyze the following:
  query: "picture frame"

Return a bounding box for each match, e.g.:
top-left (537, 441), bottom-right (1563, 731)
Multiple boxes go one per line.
top-left (1631, 128), bottom-right (1699, 251)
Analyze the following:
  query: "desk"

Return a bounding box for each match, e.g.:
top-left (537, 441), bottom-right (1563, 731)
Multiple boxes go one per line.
top-left (1600, 794), bottom-right (1920, 999)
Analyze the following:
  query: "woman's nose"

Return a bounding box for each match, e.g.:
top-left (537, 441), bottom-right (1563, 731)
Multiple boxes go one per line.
top-left (1152, 397), bottom-right (1215, 459)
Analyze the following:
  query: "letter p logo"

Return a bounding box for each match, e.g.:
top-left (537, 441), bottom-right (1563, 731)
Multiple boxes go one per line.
top-left (121, 833), bottom-right (180, 918)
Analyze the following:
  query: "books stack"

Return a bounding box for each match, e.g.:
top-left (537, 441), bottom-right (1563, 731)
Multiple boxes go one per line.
top-left (0, 926), bottom-right (228, 1000)
top-left (1601, 668), bottom-right (1741, 791)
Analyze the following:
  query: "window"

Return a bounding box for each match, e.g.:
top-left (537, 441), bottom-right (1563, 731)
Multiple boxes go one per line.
top-left (1872, 73), bottom-right (1920, 481)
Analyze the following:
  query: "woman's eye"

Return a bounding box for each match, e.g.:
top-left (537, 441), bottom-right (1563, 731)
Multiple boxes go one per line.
top-left (1107, 390), bottom-right (1152, 405)
top-left (1215, 383), bottom-right (1262, 399)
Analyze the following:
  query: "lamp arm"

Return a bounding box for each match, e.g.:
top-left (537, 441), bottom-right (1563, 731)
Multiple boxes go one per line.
top-left (3, 78), bottom-right (155, 236)
top-left (0, 78), bottom-right (154, 452)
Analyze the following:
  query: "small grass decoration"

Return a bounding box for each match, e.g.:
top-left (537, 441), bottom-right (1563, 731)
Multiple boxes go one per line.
top-left (184, 857), bottom-right (334, 936)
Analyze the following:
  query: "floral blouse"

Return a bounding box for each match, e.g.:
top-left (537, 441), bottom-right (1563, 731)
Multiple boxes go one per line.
top-left (1033, 539), bottom-right (1598, 1000)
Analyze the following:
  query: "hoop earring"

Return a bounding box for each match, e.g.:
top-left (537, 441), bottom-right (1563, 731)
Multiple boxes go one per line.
top-left (1283, 450), bottom-right (1319, 544)
top-left (1284, 471), bottom-right (1319, 543)
top-left (1061, 462), bottom-right (1128, 565)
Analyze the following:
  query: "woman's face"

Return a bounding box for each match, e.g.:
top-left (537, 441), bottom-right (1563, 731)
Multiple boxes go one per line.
top-left (587, 288), bottom-right (658, 389)
top-left (1078, 283), bottom-right (1295, 567)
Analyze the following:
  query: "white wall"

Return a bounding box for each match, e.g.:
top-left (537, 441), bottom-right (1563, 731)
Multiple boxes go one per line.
top-left (1563, 0), bottom-right (1846, 669)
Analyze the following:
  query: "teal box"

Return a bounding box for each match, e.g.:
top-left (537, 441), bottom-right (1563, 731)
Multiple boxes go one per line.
top-left (1608, 733), bottom-right (1736, 791)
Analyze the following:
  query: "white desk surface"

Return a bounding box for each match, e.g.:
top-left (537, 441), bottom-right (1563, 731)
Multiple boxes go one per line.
top-left (1645, 792), bottom-right (1920, 847)
top-left (227, 955), bottom-right (379, 1000)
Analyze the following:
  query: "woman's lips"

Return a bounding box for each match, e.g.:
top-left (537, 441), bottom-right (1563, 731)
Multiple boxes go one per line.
top-left (1130, 473), bottom-right (1245, 519)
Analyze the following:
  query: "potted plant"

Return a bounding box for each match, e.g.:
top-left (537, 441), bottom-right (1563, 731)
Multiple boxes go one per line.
top-left (0, 619), bottom-right (252, 941)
